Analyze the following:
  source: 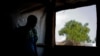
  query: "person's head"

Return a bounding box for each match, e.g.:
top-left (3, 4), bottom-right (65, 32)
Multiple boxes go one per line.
top-left (26, 15), bottom-right (37, 29)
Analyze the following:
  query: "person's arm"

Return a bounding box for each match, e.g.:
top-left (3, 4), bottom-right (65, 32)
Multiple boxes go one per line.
top-left (32, 28), bottom-right (38, 43)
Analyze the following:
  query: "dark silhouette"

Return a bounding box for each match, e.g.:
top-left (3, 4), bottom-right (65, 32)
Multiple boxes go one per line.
top-left (13, 15), bottom-right (38, 56)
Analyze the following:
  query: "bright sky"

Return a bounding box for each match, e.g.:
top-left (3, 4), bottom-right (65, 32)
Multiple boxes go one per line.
top-left (55, 4), bottom-right (97, 45)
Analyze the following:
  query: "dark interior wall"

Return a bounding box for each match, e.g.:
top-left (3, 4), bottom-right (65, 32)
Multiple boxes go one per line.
top-left (55, 0), bottom-right (96, 12)
top-left (0, 11), bottom-right (14, 56)
top-left (0, 1), bottom-right (50, 56)
top-left (96, 0), bottom-right (99, 47)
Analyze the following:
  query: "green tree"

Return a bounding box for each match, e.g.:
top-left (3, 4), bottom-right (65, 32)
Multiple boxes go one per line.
top-left (59, 20), bottom-right (91, 45)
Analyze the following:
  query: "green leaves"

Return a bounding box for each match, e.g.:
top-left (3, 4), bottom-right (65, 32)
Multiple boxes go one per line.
top-left (59, 20), bottom-right (90, 43)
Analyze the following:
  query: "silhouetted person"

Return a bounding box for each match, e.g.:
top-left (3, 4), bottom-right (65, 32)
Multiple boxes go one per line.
top-left (13, 15), bottom-right (38, 56)
top-left (25, 15), bottom-right (38, 56)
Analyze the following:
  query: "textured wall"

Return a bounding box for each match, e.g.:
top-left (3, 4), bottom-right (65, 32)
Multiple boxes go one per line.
top-left (12, 8), bottom-right (46, 44)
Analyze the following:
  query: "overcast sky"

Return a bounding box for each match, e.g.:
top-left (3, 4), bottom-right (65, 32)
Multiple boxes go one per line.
top-left (55, 4), bottom-right (97, 44)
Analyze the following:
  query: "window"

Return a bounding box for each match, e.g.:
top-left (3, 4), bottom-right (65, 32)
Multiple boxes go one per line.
top-left (55, 4), bottom-right (97, 47)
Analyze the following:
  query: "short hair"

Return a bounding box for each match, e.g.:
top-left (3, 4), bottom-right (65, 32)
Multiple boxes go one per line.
top-left (27, 15), bottom-right (37, 28)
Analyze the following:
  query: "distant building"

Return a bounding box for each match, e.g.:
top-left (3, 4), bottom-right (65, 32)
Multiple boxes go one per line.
top-left (56, 40), bottom-right (74, 46)
top-left (56, 40), bottom-right (96, 46)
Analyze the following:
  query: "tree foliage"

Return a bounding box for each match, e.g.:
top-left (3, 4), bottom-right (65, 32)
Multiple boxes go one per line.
top-left (59, 20), bottom-right (90, 44)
